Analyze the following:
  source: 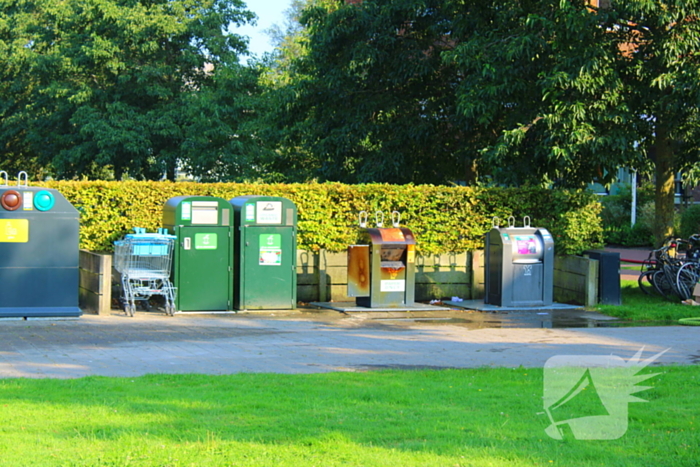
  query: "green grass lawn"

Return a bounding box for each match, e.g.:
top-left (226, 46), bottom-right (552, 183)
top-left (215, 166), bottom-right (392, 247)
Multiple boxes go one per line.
top-left (596, 280), bottom-right (700, 323)
top-left (1, 367), bottom-right (698, 466)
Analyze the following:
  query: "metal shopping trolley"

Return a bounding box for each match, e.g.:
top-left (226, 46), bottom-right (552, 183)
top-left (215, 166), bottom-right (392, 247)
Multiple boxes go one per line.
top-left (114, 229), bottom-right (177, 317)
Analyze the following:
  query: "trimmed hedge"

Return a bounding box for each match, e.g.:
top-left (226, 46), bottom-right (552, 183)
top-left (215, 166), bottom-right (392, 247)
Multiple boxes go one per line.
top-left (680, 204), bottom-right (700, 239)
top-left (41, 181), bottom-right (603, 255)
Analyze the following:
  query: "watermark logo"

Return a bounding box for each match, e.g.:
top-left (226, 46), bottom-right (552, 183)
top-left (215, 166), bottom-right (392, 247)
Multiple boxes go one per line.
top-left (543, 347), bottom-right (668, 440)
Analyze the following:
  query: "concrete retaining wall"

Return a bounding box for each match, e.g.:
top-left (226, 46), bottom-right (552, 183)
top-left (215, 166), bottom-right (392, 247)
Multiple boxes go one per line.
top-left (554, 255), bottom-right (599, 307)
top-left (78, 250), bottom-right (113, 315)
top-left (466, 250), bottom-right (598, 305)
top-left (297, 251), bottom-right (472, 303)
top-left (78, 249), bottom-right (598, 313)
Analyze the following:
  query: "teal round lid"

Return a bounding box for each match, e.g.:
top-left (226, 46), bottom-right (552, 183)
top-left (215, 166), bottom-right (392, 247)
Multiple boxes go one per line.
top-left (34, 190), bottom-right (55, 211)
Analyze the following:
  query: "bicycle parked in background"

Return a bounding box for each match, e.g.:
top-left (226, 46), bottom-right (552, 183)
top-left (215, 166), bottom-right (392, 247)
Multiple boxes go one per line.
top-left (638, 235), bottom-right (700, 301)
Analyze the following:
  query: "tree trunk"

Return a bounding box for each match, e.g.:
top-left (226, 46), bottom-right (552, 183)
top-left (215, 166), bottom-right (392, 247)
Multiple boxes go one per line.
top-left (653, 123), bottom-right (675, 247)
top-left (165, 163), bottom-right (175, 182)
top-left (166, 159), bottom-right (176, 182)
top-left (114, 157), bottom-right (125, 181)
top-left (464, 157), bottom-right (478, 185)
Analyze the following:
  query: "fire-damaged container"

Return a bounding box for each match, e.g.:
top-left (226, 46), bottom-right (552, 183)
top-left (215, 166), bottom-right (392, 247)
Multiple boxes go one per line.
top-left (347, 211), bottom-right (417, 308)
top-left (484, 216), bottom-right (554, 307)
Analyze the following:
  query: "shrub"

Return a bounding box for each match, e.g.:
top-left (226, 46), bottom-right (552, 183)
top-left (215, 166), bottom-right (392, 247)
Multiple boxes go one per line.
top-left (600, 184), bottom-right (656, 247)
top-left (603, 223), bottom-right (654, 247)
top-left (41, 181), bottom-right (603, 255)
top-left (680, 204), bottom-right (700, 239)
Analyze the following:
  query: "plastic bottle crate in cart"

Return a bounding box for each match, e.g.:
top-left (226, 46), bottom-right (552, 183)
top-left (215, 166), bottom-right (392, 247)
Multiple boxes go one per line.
top-left (113, 229), bottom-right (176, 274)
top-left (124, 234), bottom-right (176, 256)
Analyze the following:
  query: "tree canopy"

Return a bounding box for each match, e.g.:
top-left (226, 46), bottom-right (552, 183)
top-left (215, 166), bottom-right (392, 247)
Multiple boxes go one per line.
top-left (259, 0), bottom-right (473, 184)
top-left (446, 0), bottom-right (700, 241)
top-left (3, 0), bottom-right (700, 244)
top-left (0, 0), bottom-right (260, 180)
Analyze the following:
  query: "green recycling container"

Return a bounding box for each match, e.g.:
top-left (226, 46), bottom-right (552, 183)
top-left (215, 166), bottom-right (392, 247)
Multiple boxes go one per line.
top-left (163, 196), bottom-right (234, 311)
top-left (230, 196), bottom-right (297, 310)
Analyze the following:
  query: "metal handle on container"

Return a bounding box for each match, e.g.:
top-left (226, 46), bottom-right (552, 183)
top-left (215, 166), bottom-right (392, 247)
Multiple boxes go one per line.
top-left (0, 171), bottom-right (7, 187)
top-left (183, 237), bottom-right (191, 250)
top-left (391, 211), bottom-right (401, 228)
top-left (508, 216), bottom-right (516, 228)
top-left (523, 216), bottom-right (531, 228)
top-left (17, 171), bottom-right (28, 187)
top-left (492, 217), bottom-right (500, 229)
top-left (359, 211), bottom-right (368, 228)
top-left (375, 210), bottom-right (384, 228)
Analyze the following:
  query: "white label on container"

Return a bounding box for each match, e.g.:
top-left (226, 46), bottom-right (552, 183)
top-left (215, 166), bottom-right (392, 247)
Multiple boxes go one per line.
top-left (23, 192), bottom-right (33, 210)
top-left (245, 204), bottom-right (255, 222)
top-left (256, 201), bottom-right (282, 224)
top-left (191, 201), bottom-right (219, 225)
top-left (182, 202), bottom-right (192, 220)
top-left (380, 280), bottom-right (405, 292)
top-left (259, 234), bottom-right (282, 265)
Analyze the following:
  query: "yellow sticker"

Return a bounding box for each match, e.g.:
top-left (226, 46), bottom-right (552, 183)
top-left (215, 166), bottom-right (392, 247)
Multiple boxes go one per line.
top-left (0, 219), bottom-right (29, 242)
top-left (407, 244), bottom-right (415, 264)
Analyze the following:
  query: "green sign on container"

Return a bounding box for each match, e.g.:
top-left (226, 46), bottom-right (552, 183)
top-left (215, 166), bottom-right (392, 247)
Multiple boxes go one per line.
top-left (195, 233), bottom-right (217, 250)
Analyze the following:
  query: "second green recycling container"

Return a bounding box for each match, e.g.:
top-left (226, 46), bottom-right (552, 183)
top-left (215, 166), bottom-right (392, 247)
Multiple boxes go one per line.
top-left (230, 196), bottom-right (297, 310)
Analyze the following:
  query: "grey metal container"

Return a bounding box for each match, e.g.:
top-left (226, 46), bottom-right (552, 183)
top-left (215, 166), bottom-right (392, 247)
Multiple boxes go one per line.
top-left (485, 216), bottom-right (555, 307)
top-left (0, 172), bottom-right (81, 317)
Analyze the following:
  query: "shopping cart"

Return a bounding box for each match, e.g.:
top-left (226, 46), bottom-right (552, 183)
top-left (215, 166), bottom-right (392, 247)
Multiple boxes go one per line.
top-left (114, 229), bottom-right (177, 316)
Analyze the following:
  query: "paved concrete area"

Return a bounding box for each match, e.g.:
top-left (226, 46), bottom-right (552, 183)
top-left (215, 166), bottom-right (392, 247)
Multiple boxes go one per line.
top-left (0, 309), bottom-right (697, 379)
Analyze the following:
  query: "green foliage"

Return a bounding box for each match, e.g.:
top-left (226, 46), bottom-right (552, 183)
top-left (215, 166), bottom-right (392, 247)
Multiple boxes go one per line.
top-left (43, 181), bottom-right (603, 255)
top-left (256, 0), bottom-right (700, 249)
top-left (604, 223), bottom-right (654, 247)
top-left (600, 184), bottom-right (656, 246)
top-left (260, 0), bottom-right (472, 184)
top-left (4, 0), bottom-right (700, 246)
top-left (680, 204), bottom-right (700, 239)
top-left (260, 0), bottom-right (336, 86)
top-left (447, 0), bottom-right (640, 188)
top-left (0, 0), bottom-right (262, 181)
top-left (600, 184), bottom-right (655, 224)
top-left (446, 0), bottom-right (700, 244)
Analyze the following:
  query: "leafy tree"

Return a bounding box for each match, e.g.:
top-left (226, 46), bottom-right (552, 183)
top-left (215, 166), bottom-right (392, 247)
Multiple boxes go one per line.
top-left (262, 0), bottom-right (337, 85)
top-left (265, 0), bottom-right (310, 67)
top-left (0, 0), bottom-right (260, 180)
top-left (263, 0), bottom-right (474, 184)
top-left (448, 0), bottom-right (700, 244)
